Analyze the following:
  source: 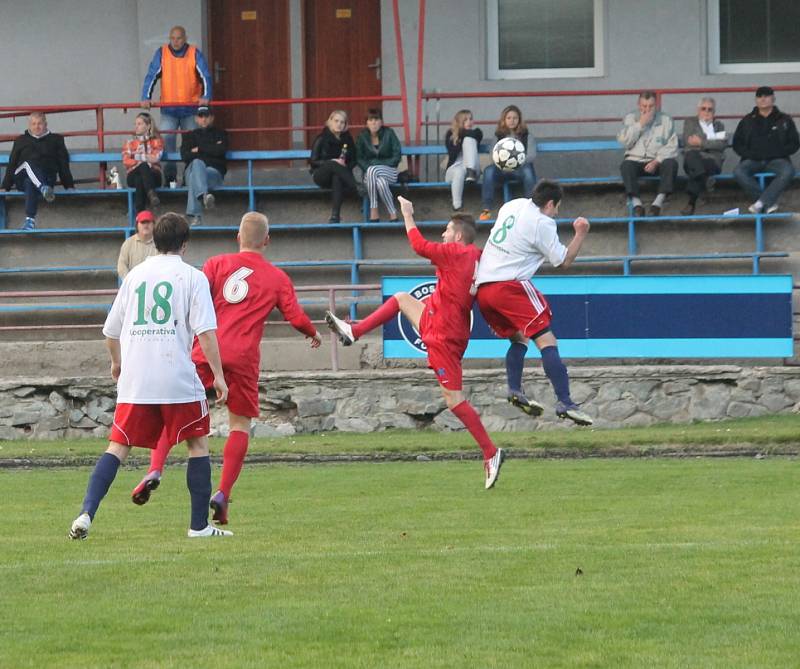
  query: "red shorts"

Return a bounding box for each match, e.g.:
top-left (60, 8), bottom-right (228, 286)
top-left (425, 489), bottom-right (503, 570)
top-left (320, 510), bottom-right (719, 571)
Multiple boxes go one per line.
top-left (196, 362), bottom-right (260, 418)
top-left (110, 400), bottom-right (210, 449)
top-left (477, 280), bottom-right (553, 339)
top-left (419, 309), bottom-right (467, 391)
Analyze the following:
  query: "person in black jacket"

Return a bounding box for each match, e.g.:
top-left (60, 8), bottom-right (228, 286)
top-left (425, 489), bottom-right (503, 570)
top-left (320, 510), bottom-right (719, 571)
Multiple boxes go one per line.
top-left (444, 110), bottom-right (483, 211)
top-left (180, 106), bottom-right (228, 226)
top-left (1, 112), bottom-right (74, 231)
top-left (733, 86), bottom-right (799, 214)
top-left (309, 110), bottom-right (362, 223)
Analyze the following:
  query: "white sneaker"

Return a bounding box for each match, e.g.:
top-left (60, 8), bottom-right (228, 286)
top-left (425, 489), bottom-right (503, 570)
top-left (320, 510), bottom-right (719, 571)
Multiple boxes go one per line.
top-left (324, 310), bottom-right (355, 346)
top-left (188, 524), bottom-right (233, 538)
top-left (203, 193), bottom-right (215, 210)
top-left (766, 204), bottom-right (779, 214)
top-left (748, 202), bottom-right (763, 214)
top-left (484, 448), bottom-right (505, 490)
top-left (69, 512), bottom-right (91, 540)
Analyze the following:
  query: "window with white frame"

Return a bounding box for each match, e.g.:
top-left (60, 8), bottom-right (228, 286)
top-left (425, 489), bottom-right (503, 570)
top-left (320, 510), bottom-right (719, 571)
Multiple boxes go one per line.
top-left (487, 0), bottom-right (604, 79)
top-left (708, 0), bottom-right (800, 74)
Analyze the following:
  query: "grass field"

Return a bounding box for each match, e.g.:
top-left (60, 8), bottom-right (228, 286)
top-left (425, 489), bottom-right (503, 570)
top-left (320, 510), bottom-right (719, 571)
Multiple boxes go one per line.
top-left (2, 428), bottom-right (799, 667)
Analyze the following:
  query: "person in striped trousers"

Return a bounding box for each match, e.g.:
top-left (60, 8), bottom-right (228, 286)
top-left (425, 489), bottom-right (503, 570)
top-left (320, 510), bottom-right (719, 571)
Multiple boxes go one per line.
top-left (356, 109), bottom-right (402, 222)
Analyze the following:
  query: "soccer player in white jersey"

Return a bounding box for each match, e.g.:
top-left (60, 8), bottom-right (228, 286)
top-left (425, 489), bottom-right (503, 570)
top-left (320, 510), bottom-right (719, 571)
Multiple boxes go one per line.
top-left (475, 179), bottom-right (593, 425)
top-left (69, 212), bottom-right (232, 540)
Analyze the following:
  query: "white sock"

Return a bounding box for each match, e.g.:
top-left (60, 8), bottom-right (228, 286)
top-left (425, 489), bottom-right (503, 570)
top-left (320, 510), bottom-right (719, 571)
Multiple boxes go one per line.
top-left (631, 196), bottom-right (642, 207)
top-left (653, 193), bottom-right (666, 207)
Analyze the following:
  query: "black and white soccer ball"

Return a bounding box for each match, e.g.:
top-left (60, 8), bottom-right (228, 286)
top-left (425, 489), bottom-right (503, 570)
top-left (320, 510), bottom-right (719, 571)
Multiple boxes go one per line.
top-left (491, 137), bottom-right (526, 172)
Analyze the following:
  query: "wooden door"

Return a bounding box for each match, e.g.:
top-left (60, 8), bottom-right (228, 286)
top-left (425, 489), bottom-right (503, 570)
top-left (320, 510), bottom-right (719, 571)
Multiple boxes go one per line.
top-left (208, 0), bottom-right (291, 151)
top-left (303, 1), bottom-right (382, 145)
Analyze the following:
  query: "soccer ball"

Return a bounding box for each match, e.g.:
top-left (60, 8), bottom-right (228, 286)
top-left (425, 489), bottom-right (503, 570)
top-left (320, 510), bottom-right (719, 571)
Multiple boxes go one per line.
top-left (492, 137), bottom-right (526, 172)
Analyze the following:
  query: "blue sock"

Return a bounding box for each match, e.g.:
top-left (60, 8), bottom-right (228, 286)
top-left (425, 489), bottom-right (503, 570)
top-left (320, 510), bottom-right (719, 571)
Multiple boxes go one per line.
top-left (505, 342), bottom-right (527, 393)
top-left (81, 452), bottom-right (121, 520)
top-left (540, 345), bottom-right (571, 404)
top-left (186, 456), bottom-right (211, 531)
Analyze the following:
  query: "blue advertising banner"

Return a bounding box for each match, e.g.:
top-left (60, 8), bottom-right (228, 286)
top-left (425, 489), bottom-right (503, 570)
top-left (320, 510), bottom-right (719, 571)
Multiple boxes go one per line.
top-left (382, 275), bottom-right (794, 359)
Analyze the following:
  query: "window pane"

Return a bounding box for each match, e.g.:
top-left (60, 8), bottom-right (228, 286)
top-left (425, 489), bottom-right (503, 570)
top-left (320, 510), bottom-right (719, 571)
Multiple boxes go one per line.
top-left (498, 0), bottom-right (594, 70)
top-left (720, 0), bottom-right (800, 64)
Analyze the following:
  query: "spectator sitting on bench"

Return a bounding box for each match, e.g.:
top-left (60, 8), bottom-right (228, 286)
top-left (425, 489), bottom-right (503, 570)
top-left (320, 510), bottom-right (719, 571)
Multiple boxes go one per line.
top-left (141, 25), bottom-right (212, 186)
top-left (444, 109), bottom-right (483, 212)
top-left (732, 86), bottom-right (800, 215)
top-left (356, 108), bottom-right (401, 222)
top-left (309, 110), bottom-right (362, 224)
top-left (122, 112), bottom-right (164, 214)
top-left (681, 97), bottom-right (727, 216)
top-left (180, 105), bottom-right (228, 226)
top-left (117, 210), bottom-right (158, 279)
top-left (618, 91), bottom-right (679, 217)
top-left (480, 105), bottom-right (537, 221)
top-left (1, 112), bottom-right (74, 231)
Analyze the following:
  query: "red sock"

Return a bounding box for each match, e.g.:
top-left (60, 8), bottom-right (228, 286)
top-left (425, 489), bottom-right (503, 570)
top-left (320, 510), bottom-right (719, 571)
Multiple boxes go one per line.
top-left (218, 430), bottom-right (249, 498)
top-left (451, 400), bottom-right (497, 460)
top-left (149, 427), bottom-right (173, 473)
top-left (352, 295), bottom-right (400, 340)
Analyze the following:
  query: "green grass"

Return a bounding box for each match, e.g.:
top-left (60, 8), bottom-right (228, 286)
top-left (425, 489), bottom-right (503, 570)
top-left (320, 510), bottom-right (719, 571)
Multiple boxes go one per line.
top-left (1, 457), bottom-right (799, 668)
top-left (2, 414), bottom-right (800, 462)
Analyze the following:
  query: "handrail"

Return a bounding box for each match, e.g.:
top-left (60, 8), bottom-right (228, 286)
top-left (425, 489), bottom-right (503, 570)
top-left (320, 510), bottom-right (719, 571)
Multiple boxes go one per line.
top-left (0, 283), bottom-right (382, 371)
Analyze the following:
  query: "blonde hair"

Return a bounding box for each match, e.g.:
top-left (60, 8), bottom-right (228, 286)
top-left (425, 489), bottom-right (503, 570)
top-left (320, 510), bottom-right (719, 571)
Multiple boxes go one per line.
top-left (135, 112), bottom-right (161, 140)
top-left (449, 110), bottom-right (472, 146)
top-left (326, 110), bottom-right (348, 132)
top-left (496, 105), bottom-right (527, 137)
top-left (239, 211), bottom-right (269, 249)
top-left (29, 111), bottom-right (47, 122)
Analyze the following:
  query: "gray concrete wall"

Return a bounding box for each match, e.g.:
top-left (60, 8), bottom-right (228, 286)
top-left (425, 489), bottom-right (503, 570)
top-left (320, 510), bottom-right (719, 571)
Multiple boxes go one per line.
top-left (2, 366), bottom-right (799, 441)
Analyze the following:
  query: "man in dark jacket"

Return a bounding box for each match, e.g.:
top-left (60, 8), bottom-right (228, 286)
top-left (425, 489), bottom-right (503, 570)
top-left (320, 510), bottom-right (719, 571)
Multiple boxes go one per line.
top-left (180, 106), bottom-right (228, 226)
top-left (1, 112), bottom-right (74, 231)
top-left (733, 86), bottom-right (799, 214)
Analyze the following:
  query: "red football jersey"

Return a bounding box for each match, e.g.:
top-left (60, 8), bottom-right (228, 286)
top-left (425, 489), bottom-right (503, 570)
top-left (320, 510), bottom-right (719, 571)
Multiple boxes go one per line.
top-left (191, 251), bottom-right (315, 377)
top-left (407, 228), bottom-right (481, 343)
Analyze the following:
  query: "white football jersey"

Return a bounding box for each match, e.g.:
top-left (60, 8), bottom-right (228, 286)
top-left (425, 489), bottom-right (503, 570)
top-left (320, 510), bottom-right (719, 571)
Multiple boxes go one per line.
top-left (103, 254), bottom-right (217, 404)
top-left (476, 198), bottom-right (567, 285)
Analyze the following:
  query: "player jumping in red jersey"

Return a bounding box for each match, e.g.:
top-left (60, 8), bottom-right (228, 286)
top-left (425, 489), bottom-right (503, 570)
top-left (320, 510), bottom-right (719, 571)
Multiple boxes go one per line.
top-left (131, 211), bottom-right (322, 522)
top-left (325, 196), bottom-right (505, 489)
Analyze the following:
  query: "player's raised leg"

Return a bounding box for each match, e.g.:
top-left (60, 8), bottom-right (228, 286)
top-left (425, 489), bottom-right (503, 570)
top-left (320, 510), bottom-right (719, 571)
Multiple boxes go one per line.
top-left (131, 427), bottom-right (173, 505)
top-left (532, 330), bottom-right (593, 426)
top-left (326, 292), bottom-right (423, 345)
top-left (504, 332), bottom-right (544, 417)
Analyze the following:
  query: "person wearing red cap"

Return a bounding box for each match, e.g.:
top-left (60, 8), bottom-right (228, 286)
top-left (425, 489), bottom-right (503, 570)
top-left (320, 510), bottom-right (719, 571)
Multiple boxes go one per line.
top-left (117, 210), bottom-right (158, 278)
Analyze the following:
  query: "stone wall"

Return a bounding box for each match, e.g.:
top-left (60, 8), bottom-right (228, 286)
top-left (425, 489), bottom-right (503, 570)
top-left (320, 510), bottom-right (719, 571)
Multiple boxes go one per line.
top-left (2, 366), bottom-right (799, 441)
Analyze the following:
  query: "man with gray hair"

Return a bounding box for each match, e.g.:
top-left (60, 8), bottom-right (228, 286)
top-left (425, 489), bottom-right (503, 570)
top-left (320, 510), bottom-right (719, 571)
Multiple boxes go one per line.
top-left (680, 97), bottom-right (727, 216)
top-left (617, 91), bottom-right (679, 217)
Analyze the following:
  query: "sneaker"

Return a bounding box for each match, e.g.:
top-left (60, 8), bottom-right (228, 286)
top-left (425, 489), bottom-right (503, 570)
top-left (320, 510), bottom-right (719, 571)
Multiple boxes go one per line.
top-left (555, 401), bottom-right (594, 426)
top-left (147, 190), bottom-right (160, 208)
top-left (705, 175), bottom-right (716, 193)
top-left (40, 185), bottom-right (55, 203)
top-left (22, 217), bottom-right (36, 232)
top-left (632, 204), bottom-right (645, 218)
top-left (210, 490), bottom-right (229, 525)
top-left (766, 204), bottom-right (779, 214)
top-left (680, 202), bottom-right (695, 216)
top-left (202, 193), bottom-right (215, 210)
top-left (325, 310), bottom-right (355, 346)
top-left (188, 215), bottom-right (202, 227)
top-left (748, 202), bottom-right (763, 214)
top-left (647, 204), bottom-right (661, 217)
top-left (484, 447), bottom-right (505, 490)
top-left (465, 168), bottom-right (478, 183)
top-left (68, 512), bottom-right (91, 540)
top-left (507, 391), bottom-right (544, 417)
top-left (479, 209), bottom-right (492, 221)
top-left (188, 524), bottom-right (233, 538)
top-left (131, 470), bottom-right (161, 505)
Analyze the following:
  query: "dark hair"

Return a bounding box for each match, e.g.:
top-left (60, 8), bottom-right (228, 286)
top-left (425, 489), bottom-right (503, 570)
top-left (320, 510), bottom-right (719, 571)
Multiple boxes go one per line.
top-left (639, 90), bottom-right (657, 101)
top-left (450, 213), bottom-right (477, 244)
top-left (366, 108), bottom-right (383, 121)
top-left (531, 179), bottom-right (563, 208)
top-left (154, 212), bottom-right (190, 253)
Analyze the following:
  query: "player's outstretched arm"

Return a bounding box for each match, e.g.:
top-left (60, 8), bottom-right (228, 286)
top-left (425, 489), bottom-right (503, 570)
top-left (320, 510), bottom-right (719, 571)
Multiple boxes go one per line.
top-left (398, 196), bottom-right (417, 233)
top-left (561, 217), bottom-right (590, 269)
top-left (196, 330), bottom-right (229, 404)
top-left (105, 337), bottom-right (122, 381)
